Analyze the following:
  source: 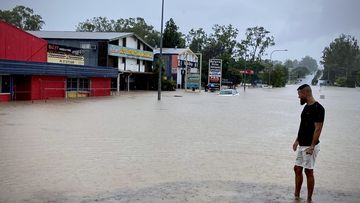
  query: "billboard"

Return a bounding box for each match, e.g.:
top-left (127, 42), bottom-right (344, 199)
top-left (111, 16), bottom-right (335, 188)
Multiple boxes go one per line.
top-left (47, 44), bottom-right (84, 65)
top-left (108, 44), bottom-right (153, 61)
top-left (208, 59), bottom-right (222, 89)
top-left (184, 60), bottom-right (200, 89)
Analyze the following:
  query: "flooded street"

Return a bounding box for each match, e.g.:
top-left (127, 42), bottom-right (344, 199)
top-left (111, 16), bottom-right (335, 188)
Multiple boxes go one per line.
top-left (1, 85), bottom-right (360, 203)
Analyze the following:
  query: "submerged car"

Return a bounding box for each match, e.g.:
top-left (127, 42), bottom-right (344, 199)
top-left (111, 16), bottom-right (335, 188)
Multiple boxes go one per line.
top-left (218, 89), bottom-right (239, 96)
top-left (207, 83), bottom-right (217, 92)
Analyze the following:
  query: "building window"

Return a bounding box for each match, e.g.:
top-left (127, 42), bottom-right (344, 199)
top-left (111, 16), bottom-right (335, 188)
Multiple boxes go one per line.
top-left (67, 78), bottom-right (78, 91)
top-left (0, 75), bottom-right (11, 93)
top-left (79, 78), bottom-right (90, 91)
top-left (122, 38), bottom-right (127, 47)
top-left (67, 78), bottom-right (90, 91)
top-left (137, 59), bottom-right (140, 65)
top-left (137, 41), bottom-right (141, 49)
top-left (122, 57), bottom-right (126, 64)
top-left (80, 43), bottom-right (91, 49)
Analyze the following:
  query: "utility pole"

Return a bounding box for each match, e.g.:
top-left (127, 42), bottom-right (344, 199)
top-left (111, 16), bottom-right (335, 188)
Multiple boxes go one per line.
top-left (158, 0), bottom-right (164, 101)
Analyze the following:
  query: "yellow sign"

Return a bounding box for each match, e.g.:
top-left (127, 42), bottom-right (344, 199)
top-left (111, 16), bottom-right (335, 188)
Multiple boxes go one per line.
top-left (108, 44), bottom-right (153, 61)
top-left (47, 53), bottom-right (84, 65)
top-left (66, 91), bottom-right (89, 98)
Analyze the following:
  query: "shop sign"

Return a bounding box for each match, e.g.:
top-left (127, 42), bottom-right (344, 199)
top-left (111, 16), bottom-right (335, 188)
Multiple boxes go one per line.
top-left (108, 44), bottom-right (153, 61)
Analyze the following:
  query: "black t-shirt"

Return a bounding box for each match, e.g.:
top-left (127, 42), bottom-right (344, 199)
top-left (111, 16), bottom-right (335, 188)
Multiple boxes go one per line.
top-left (297, 102), bottom-right (325, 146)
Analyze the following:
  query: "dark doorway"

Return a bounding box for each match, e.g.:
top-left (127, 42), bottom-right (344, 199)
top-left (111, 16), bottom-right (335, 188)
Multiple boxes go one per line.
top-left (13, 75), bottom-right (32, 100)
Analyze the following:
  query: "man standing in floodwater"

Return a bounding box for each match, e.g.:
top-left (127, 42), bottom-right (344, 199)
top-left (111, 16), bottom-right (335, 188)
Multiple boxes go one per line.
top-left (293, 84), bottom-right (325, 202)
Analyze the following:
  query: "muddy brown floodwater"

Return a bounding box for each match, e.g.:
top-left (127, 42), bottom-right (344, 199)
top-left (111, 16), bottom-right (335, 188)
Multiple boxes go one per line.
top-left (1, 85), bottom-right (359, 202)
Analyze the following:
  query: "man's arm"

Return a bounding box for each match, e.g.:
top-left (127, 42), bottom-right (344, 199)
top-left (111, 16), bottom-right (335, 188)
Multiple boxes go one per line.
top-left (311, 122), bottom-right (323, 147)
top-left (305, 122), bottom-right (323, 154)
top-left (293, 138), bottom-right (299, 151)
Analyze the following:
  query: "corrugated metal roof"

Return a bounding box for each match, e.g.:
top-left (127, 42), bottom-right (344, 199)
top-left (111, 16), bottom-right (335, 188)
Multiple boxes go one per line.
top-left (28, 31), bottom-right (132, 40)
top-left (28, 31), bottom-right (154, 50)
top-left (0, 59), bottom-right (118, 78)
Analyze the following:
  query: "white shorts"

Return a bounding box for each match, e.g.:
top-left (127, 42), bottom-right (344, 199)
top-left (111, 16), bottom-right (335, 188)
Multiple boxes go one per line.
top-left (295, 144), bottom-right (320, 169)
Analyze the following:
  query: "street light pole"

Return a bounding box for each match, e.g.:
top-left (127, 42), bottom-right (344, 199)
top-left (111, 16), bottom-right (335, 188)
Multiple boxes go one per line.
top-left (269, 49), bottom-right (288, 86)
top-left (158, 0), bottom-right (164, 101)
top-left (243, 57), bottom-right (246, 92)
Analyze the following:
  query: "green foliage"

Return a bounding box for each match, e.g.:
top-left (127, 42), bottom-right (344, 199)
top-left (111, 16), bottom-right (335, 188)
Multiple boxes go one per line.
top-left (187, 25), bottom-right (275, 86)
top-left (225, 67), bottom-right (243, 85)
top-left (186, 28), bottom-right (207, 53)
top-left (76, 16), bottom-right (112, 32)
top-left (199, 24), bottom-right (239, 83)
top-left (335, 77), bottom-right (347, 87)
top-left (260, 64), bottom-right (288, 87)
top-left (271, 64), bottom-right (289, 87)
top-left (291, 66), bottom-right (310, 80)
top-left (357, 72), bottom-right (360, 84)
top-left (163, 18), bottom-right (185, 48)
top-left (321, 34), bottom-right (360, 85)
top-left (284, 59), bottom-right (299, 69)
top-left (299, 56), bottom-right (318, 73)
top-left (0, 5), bottom-right (44, 30)
top-left (76, 17), bottom-right (160, 47)
top-left (237, 26), bottom-right (275, 61)
top-left (162, 79), bottom-right (176, 91)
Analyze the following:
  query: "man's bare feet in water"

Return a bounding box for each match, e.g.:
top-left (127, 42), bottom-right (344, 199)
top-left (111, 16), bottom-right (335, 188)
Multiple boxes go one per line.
top-left (294, 197), bottom-right (313, 203)
top-left (294, 196), bottom-right (301, 202)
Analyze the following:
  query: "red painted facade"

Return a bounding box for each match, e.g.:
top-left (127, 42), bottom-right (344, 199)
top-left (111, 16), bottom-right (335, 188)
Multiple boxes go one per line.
top-left (31, 76), bottom-right (66, 100)
top-left (0, 94), bottom-right (10, 102)
top-left (0, 21), bottom-right (47, 62)
top-left (171, 55), bottom-right (178, 69)
top-left (91, 77), bottom-right (111, 96)
top-left (0, 21), bottom-right (113, 102)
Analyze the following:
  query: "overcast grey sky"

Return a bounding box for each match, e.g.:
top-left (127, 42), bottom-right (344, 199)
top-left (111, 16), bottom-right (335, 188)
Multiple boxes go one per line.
top-left (1, 0), bottom-right (359, 64)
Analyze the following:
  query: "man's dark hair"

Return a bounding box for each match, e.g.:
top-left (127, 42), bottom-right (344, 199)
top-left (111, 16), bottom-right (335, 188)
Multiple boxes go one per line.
top-left (297, 84), bottom-right (310, 91)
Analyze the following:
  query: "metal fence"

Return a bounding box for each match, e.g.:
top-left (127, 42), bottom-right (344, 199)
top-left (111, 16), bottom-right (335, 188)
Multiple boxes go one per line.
top-left (11, 79), bottom-right (118, 101)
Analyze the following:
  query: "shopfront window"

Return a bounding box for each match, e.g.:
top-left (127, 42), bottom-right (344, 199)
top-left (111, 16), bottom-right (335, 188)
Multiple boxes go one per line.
top-left (67, 78), bottom-right (78, 91)
top-left (0, 75), bottom-right (11, 93)
top-left (79, 78), bottom-right (89, 91)
top-left (66, 78), bottom-right (90, 91)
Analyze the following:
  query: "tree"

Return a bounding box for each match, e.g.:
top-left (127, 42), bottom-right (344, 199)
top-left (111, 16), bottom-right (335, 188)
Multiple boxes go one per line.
top-left (238, 26), bottom-right (275, 62)
top-left (186, 28), bottom-right (207, 53)
top-left (284, 59), bottom-right (295, 70)
top-left (113, 17), bottom-right (160, 47)
top-left (321, 34), bottom-right (360, 87)
top-left (260, 63), bottom-right (288, 87)
top-left (299, 56), bottom-right (318, 73)
top-left (201, 24), bottom-right (238, 84)
top-left (76, 16), bottom-right (113, 32)
top-left (271, 64), bottom-right (289, 87)
top-left (291, 66), bottom-right (310, 80)
top-left (76, 17), bottom-right (160, 47)
top-left (0, 5), bottom-right (44, 30)
top-left (163, 18), bottom-right (185, 48)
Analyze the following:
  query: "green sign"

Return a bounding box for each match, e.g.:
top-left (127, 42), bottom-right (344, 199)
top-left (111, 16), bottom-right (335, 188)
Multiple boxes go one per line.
top-left (187, 73), bottom-right (200, 89)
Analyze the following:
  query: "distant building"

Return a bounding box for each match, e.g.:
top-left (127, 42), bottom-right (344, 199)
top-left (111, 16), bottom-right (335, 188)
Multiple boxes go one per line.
top-left (154, 48), bottom-right (199, 89)
top-left (29, 31), bottom-right (155, 91)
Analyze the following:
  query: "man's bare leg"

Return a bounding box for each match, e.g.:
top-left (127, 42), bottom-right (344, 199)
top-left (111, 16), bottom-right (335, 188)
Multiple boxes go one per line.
top-left (294, 165), bottom-right (303, 199)
top-left (305, 169), bottom-right (314, 202)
